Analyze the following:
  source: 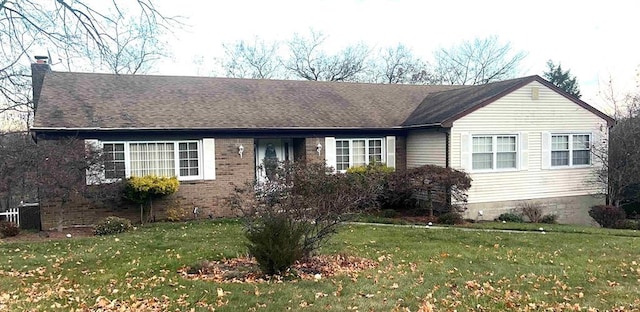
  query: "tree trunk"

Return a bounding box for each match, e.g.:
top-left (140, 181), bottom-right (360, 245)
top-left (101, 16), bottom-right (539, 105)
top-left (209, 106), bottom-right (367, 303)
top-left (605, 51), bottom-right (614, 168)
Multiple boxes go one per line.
top-left (140, 203), bottom-right (144, 224)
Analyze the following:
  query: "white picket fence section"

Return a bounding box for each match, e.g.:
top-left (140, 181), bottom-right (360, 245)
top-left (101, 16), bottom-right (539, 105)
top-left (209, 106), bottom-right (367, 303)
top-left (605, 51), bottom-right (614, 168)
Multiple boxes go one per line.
top-left (0, 207), bottom-right (19, 226)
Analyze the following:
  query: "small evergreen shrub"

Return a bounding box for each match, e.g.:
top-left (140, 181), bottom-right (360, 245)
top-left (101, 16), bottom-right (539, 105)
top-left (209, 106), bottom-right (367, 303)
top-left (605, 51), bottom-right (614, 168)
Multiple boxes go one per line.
top-left (232, 162), bottom-right (384, 260)
top-left (380, 209), bottom-right (398, 218)
top-left (518, 202), bottom-right (544, 223)
top-left (0, 220), bottom-right (19, 237)
top-left (540, 214), bottom-right (558, 224)
top-left (438, 212), bottom-right (463, 225)
top-left (617, 219), bottom-right (639, 230)
top-left (589, 205), bottom-right (626, 228)
top-left (622, 202), bottom-right (640, 219)
top-left (246, 215), bottom-right (305, 275)
top-left (95, 216), bottom-right (133, 236)
top-left (346, 163), bottom-right (395, 175)
top-left (496, 212), bottom-right (524, 223)
top-left (166, 204), bottom-right (191, 221)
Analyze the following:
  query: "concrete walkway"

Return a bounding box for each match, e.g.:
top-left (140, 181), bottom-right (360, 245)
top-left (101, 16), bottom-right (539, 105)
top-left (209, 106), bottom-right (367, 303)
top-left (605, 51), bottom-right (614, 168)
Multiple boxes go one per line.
top-left (348, 222), bottom-right (549, 234)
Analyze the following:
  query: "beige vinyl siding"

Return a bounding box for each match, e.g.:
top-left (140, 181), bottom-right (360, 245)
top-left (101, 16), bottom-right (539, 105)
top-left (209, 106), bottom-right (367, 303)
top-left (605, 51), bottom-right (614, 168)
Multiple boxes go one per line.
top-left (450, 81), bottom-right (609, 204)
top-left (406, 130), bottom-right (447, 168)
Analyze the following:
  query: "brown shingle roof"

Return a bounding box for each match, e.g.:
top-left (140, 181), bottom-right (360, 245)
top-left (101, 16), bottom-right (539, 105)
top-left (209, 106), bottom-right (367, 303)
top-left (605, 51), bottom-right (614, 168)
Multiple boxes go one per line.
top-left (32, 73), bottom-right (613, 131)
top-left (402, 75), bottom-right (614, 127)
top-left (32, 72), bottom-right (461, 130)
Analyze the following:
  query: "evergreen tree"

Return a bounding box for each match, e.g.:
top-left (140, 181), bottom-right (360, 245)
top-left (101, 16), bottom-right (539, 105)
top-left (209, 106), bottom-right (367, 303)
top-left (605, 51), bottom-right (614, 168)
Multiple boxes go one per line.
top-left (543, 60), bottom-right (582, 98)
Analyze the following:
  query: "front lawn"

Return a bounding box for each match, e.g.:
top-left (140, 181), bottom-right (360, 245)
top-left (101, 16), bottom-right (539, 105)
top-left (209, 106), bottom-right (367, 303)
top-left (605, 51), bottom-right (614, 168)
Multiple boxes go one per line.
top-left (1, 220), bottom-right (639, 311)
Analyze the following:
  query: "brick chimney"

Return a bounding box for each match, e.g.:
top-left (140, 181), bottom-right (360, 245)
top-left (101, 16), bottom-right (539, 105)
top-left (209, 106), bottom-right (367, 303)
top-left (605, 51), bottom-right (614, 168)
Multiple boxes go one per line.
top-left (31, 55), bottom-right (51, 112)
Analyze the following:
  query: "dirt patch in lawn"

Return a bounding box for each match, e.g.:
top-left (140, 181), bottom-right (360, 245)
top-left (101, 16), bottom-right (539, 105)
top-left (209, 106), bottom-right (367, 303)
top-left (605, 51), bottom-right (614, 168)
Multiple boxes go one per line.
top-left (1, 226), bottom-right (96, 242)
top-left (180, 254), bottom-right (379, 283)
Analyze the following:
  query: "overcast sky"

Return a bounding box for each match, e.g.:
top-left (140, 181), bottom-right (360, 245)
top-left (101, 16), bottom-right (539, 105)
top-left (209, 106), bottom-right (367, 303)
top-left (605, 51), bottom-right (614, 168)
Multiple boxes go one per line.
top-left (152, 0), bottom-right (639, 113)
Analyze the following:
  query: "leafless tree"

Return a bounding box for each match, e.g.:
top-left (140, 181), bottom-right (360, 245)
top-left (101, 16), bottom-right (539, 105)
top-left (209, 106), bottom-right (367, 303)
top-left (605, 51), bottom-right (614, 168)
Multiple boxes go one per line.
top-left (0, 131), bottom-right (38, 211)
top-left (371, 44), bottom-right (437, 84)
top-left (217, 38), bottom-right (284, 79)
top-left (433, 36), bottom-right (527, 85)
top-left (592, 87), bottom-right (640, 207)
top-left (0, 134), bottom-right (122, 230)
top-left (0, 0), bottom-right (175, 126)
top-left (284, 30), bottom-right (370, 82)
top-left (37, 138), bottom-right (123, 231)
top-left (216, 35), bottom-right (442, 84)
top-left (599, 75), bottom-right (637, 120)
top-left (90, 15), bottom-right (169, 75)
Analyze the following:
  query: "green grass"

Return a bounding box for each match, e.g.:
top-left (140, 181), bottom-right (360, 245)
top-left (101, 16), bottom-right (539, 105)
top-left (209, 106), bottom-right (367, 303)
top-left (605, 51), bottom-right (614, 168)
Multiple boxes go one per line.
top-left (460, 221), bottom-right (640, 236)
top-left (1, 219), bottom-right (640, 310)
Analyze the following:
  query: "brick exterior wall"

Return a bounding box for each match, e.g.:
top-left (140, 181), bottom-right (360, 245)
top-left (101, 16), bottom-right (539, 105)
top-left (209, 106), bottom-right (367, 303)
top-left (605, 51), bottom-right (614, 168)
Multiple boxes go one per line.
top-left (304, 137), bottom-right (326, 164)
top-left (39, 135), bottom-right (408, 229)
top-left (175, 138), bottom-right (255, 218)
top-left (40, 138), bottom-right (256, 229)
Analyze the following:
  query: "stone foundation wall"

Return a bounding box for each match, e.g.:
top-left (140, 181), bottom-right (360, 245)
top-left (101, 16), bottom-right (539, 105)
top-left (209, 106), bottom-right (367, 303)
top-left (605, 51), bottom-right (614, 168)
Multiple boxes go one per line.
top-left (462, 195), bottom-right (605, 225)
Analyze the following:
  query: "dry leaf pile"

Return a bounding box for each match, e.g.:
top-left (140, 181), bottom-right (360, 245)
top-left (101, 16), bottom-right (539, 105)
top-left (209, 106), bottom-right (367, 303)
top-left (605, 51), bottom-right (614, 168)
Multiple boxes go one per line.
top-left (180, 254), bottom-right (378, 283)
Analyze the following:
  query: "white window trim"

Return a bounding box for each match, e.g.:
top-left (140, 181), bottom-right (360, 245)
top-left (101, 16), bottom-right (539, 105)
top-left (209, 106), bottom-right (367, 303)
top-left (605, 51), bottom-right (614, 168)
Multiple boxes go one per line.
top-left (102, 142), bottom-right (125, 182)
top-left (101, 140), bottom-right (204, 181)
top-left (549, 133), bottom-right (592, 168)
top-left (335, 138), bottom-right (386, 172)
top-left (470, 134), bottom-right (519, 173)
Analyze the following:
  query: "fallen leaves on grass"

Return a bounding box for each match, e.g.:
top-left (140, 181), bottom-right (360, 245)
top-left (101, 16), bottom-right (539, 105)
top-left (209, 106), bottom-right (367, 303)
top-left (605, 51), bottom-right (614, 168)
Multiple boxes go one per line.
top-left (179, 254), bottom-right (378, 283)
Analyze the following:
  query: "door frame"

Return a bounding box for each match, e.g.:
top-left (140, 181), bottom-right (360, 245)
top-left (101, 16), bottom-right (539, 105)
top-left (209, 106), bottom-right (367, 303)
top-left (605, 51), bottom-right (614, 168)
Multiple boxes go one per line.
top-left (255, 138), bottom-right (293, 182)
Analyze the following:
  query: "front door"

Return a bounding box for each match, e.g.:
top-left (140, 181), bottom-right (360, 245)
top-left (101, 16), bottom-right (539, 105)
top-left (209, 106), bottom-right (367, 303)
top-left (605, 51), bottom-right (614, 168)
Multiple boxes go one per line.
top-left (256, 139), bottom-right (292, 183)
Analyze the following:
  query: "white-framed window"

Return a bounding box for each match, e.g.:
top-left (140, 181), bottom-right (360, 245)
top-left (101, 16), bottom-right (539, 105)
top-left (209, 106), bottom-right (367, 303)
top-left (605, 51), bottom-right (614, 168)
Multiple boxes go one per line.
top-left (335, 138), bottom-right (384, 171)
top-left (102, 140), bottom-right (204, 180)
top-left (471, 135), bottom-right (517, 171)
top-left (551, 134), bottom-right (591, 167)
top-left (103, 143), bottom-right (125, 179)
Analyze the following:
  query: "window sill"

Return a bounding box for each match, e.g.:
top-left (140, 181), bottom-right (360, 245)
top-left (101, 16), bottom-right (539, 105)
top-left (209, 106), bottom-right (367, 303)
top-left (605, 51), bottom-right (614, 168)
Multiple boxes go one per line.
top-left (550, 164), bottom-right (592, 169)
top-left (179, 179), bottom-right (216, 184)
top-left (470, 168), bottom-right (519, 174)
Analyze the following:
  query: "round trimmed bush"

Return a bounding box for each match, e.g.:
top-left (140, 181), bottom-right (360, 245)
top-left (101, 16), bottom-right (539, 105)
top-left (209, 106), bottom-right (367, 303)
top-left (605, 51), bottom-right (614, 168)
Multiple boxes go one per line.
top-left (617, 219), bottom-right (639, 230)
top-left (380, 209), bottom-right (398, 218)
top-left (95, 216), bottom-right (133, 236)
top-left (540, 214), bottom-right (558, 224)
top-left (589, 205), bottom-right (626, 228)
top-left (496, 212), bottom-right (524, 223)
top-left (438, 212), bottom-right (463, 225)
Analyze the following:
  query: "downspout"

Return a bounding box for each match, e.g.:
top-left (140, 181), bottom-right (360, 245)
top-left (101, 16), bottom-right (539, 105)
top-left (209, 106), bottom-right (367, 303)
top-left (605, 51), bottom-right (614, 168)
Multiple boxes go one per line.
top-left (444, 128), bottom-right (452, 208)
top-left (445, 129), bottom-right (450, 168)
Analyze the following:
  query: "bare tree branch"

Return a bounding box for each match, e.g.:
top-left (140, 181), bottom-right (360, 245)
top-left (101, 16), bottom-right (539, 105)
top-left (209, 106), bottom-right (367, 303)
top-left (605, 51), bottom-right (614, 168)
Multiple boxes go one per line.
top-left (433, 36), bottom-right (527, 85)
top-left (284, 30), bottom-right (370, 82)
top-left (369, 44), bottom-right (437, 85)
top-left (218, 38), bottom-right (284, 79)
top-left (0, 0), bottom-right (176, 131)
